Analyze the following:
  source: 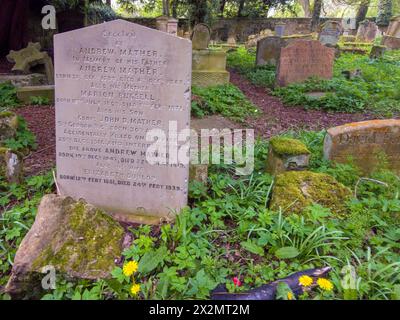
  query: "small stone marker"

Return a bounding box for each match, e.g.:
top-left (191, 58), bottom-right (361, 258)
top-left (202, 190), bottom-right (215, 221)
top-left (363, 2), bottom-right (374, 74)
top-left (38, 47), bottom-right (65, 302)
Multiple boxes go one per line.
top-left (356, 20), bottom-right (379, 42)
top-left (6, 42), bottom-right (54, 84)
top-left (274, 23), bottom-right (286, 37)
top-left (324, 119), bottom-right (400, 174)
top-left (369, 45), bottom-right (386, 59)
top-left (276, 40), bottom-right (335, 87)
top-left (54, 20), bottom-right (192, 224)
top-left (266, 137), bottom-right (310, 176)
top-left (192, 23), bottom-right (211, 50)
top-left (319, 20), bottom-right (342, 46)
top-left (0, 148), bottom-right (23, 184)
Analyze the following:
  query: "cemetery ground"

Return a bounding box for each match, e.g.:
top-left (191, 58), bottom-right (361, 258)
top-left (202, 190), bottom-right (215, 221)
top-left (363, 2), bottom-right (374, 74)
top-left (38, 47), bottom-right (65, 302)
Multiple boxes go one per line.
top-left (1, 47), bottom-right (400, 300)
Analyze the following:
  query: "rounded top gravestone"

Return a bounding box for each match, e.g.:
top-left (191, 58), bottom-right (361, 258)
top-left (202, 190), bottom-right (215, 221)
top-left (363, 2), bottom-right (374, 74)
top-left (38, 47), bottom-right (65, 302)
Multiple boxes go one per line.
top-left (191, 23), bottom-right (211, 50)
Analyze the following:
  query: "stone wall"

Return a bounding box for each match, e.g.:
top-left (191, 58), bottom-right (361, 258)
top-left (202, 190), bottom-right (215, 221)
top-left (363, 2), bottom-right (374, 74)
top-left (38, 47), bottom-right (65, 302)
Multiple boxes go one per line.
top-left (127, 17), bottom-right (344, 42)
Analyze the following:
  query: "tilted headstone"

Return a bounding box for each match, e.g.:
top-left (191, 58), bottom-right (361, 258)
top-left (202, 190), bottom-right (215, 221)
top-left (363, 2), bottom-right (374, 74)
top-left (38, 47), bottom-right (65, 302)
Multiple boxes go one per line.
top-left (324, 119), bottom-right (400, 174)
top-left (54, 20), bottom-right (192, 224)
top-left (356, 20), bottom-right (379, 42)
top-left (6, 42), bottom-right (54, 85)
top-left (276, 40), bottom-right (335, 87)
top-left (319, 20), bottom-right (342, 46)
top-left (191, 23), bottom-right (211, 50)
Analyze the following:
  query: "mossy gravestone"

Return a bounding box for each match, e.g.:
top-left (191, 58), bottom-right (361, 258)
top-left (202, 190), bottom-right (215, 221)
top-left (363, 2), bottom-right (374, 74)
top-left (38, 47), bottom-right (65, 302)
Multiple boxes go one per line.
top-left (55, 20), bottom-right (192, 224)
top-left (270, 171), bottom-right (351, 216)
top-left (266, 137), bottom-right (310, 175)
top-left (324, 119), bottom-right (400, 175)
top-left (191, 23), bottom-right (211, 50)
top-left (5, 195), bottom-right (124, 298)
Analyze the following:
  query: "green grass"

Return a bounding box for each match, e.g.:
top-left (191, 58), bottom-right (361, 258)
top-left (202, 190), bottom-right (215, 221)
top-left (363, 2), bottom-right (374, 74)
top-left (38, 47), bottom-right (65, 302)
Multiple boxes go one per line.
top-left (1, 131), bottom-right (399, 300)
top-left (227, 47), bottom-right (400, 115)
top-left (191, 84), bottom-right (259, 122)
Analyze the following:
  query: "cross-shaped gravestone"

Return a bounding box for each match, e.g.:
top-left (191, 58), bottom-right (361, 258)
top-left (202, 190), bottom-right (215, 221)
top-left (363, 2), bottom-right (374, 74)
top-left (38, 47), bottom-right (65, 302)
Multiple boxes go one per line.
top-left (6, 42), bottom-right (54, 84)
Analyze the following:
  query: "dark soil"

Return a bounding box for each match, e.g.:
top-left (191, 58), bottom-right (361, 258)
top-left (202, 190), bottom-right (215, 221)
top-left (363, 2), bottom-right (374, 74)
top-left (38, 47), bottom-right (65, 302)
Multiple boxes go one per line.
top-left (15, 105), bottom-right (56, 176)
top-left (229, 70), bottom-right (377, 138)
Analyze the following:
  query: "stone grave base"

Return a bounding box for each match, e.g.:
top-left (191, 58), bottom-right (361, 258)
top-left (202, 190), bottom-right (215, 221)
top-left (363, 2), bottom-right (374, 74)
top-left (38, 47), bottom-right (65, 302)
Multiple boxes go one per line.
top-left (192, 70), bottom-right (230, 87)
top-left (381, 36), bottom-right (400, 50)
top-left (16, 85), bottom-right (55, 104)
top-left (0, 73), bottom-right (47, 87)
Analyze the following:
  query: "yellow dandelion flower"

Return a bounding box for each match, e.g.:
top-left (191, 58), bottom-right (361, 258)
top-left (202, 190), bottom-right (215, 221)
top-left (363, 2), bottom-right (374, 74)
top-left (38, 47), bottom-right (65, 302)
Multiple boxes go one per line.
top-left (317, 278), bottom-right (334, 291)
top-left (123, 261), bottom-right (138, 277)
top-left (299, 275), bottom-right (313, 287)
top-left (287, 291), bottom-right (294, 300)
top-left (130, 283), bottom-right (141, 296)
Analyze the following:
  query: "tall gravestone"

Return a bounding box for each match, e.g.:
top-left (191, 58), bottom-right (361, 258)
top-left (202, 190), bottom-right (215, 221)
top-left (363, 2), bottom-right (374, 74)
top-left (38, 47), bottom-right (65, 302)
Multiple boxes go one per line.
top-left (324, 120), bottom-right (400, 174)
top-left (54, 20), bottom-right (192, 224)
top-left (276, 40), bottom-right (335, 87)
top-left (191, 24), bottom-right (211, 50)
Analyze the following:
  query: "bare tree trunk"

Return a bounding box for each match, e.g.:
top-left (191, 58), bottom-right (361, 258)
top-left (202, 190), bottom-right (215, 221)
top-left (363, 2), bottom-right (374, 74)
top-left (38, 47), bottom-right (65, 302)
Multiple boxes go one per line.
top-left (163, 0), bottom-right (170, 16)
top-left (237, 0), bottom-right (245, 17)
top-left (311, 0), bottom-right (323, 31)
top-left (356, 1), bottom-right (370, 28)
top-left (219, 0), bottom-right (227, 17)
top-left (172, 0), bottom-right (178, 18)
top-left (299, 0), bottom-right (311, 17)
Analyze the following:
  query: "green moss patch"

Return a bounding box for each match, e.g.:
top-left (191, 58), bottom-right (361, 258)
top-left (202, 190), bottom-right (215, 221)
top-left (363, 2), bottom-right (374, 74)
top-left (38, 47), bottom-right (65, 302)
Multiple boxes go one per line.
top-left (269, 137), bottom-right (310, 156)
top-left (270, 171), bottom-right (352, 216)
top-left (32, 200), bottom-right (124, 279)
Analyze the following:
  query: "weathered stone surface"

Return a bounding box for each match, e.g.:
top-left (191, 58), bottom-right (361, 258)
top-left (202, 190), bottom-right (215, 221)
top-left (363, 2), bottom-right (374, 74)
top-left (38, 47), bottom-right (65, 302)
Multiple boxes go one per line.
top-left (5, 195), bottom-right (124, 298)
top-left (386, 16), bottom-right (400, 38)
top-left (6, 42), bottom-right (54, 84)
top-left (381, 35), bottom-right (400, 50)
top-left (55, 20), bottom-right (191, 224)
top-left (156, 15), bottom-right (178, 36)
top-left (245, 29), bottom-right (274, 48)
top-left (256, 35), bottom-right (314, 66)
top-left (0, 73), bottom-right (47, 87)
top-left (0, 111), bottom-right (19, 144)
top-left (256, 36), bottom-right (286, 66)
top-left (319, 20), bottom-right (342, 46)
top-left (189, 164), bottom-right (208, 185)
top-left (269, 171), bottom-right (352, 216)
top-left (0, 148), bottom-right (23, 184)
top-left (340, 35), bottom-right (356, 42)
top-left (192, 49), bottom-right (229, 87)
top-left (276, 40), bottom-right (335, 87)
top-left (356, 20), bottom-right (379, 42)
top-left (324, 120), bottom-right (400, 175)
top-left (266, 137), bottom-right (310, 175)
top-left (369, 45), bottom-right (387, 59)
top-left (192, 23), bottom-right (211, 50)
top-left (16, 85), bottom-right (55, 104)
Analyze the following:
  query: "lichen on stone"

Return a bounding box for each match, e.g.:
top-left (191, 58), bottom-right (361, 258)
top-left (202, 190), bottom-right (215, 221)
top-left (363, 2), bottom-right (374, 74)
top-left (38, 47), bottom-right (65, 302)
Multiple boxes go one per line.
top-left (269, 137), bottom-right (310, 156)
top-left (269, 171), bottom-right (352, 217)
top-left (32, 199), bottom-right (124, 279)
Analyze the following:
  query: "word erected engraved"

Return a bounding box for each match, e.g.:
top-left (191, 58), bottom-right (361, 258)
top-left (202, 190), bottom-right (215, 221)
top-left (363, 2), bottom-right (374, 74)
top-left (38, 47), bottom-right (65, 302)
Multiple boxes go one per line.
top-left (276, 40), bottom-right (334, 87)
top-left (324, 120), bottom-right (400, 174)
top-left (54, 20), bottom-right (192, 223)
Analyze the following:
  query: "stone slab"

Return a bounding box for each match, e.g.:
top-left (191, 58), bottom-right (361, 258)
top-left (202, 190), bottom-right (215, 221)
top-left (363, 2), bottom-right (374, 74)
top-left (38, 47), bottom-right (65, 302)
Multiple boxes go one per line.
top-left (324, 119), bottom-right (400, 174)
top-left (276, 40), bottom-right (335, 87)
top-left (54, 19), bottom-right (192, 224)
top-left (16, 85), bottom-right (55, 104)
